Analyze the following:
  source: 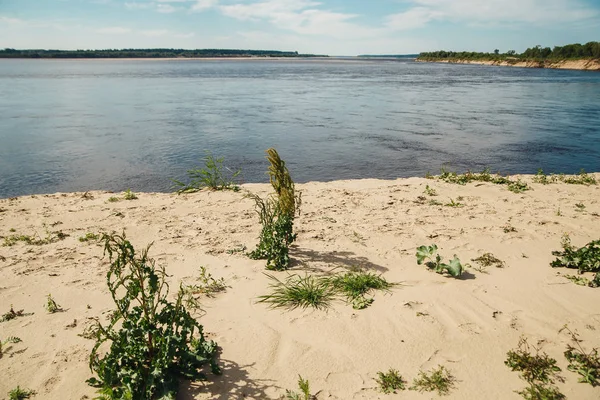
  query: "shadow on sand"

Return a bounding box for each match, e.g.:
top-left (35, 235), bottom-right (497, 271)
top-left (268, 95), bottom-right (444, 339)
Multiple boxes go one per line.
top-left (290, 247), bottom-right (388, 273)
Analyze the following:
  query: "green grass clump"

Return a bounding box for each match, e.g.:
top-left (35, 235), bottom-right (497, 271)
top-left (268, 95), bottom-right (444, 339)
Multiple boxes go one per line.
top-left (285, 375), bottom-right (314, 400)
top-left (86, 232), bottom-right (220, 399)
top-left (375, 369), bottom-right (406, 393)
top-left (437, 167), bottom-right (530, 193)
top-left (559, 170), bottom-right (597, 185)
top-left (409, 365), bottom-right (456, 396)
top-left (533, 169), bottom-right (558, 184)
top-left (173, 151), bottom-right (241, 193)
top-left (258, 274), bottom-right (335, 311)
top-left (424, 185), bottom-right (438, 196)
top-left (505, 337), bottom-right (564, 399)
top-left (123, 189), bottom-right (138, 200)
top-left (8, 386), bottom-right (35, 400)
top-left (561, 326), bottom-right (600, 387)
top-left (79, 232), bottom-right (100, 242)
top-left (0, 336), bottom-right (22, 358)
top-left (107, 196), bottom-right (121, 203)
top-left (181, 266), bottom-right (228, 309)
top-left (325, 271), bottom-right (394, 310)
top-left (551, 235), bottom-right (600, 288)
top-left (2, 229), bottom-right (67, 247)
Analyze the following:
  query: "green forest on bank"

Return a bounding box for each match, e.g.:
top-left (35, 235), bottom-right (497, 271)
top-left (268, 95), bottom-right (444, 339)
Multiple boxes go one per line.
top-left (0, 48), bottom-right (326, 58)
top-left (419, 42), bottom-right (600, 61)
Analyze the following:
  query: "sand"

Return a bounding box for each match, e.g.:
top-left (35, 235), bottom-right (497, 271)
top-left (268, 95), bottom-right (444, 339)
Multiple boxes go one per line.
top-left (1, 174), bottom-right (599, 399)
top-left (417, 58), bottom-right (600, 71)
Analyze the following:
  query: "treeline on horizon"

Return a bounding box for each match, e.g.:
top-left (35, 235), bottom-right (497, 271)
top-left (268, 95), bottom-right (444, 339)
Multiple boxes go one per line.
top-left (0, 48), bottom-right (327, 59)
top-left (419, 42), bottom-right (600, 61)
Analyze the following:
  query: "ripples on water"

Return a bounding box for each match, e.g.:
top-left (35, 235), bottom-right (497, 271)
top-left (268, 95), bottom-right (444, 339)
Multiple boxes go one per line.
top-left (0, 59), bottom-right (599, 197)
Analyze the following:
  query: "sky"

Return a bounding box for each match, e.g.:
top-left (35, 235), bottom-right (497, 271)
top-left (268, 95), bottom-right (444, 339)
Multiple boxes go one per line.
top-left (0, 0), bottom-right (599, 55)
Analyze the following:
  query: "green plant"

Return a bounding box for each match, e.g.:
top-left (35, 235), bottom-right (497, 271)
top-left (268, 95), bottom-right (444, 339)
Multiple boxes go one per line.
top-left (249, 148), bottom-right (301, 271)
top-left (181, 266), bottom-right (227, 308)
top-left (8, 386), bottom-right (35, 400)
top-left (555, 207), bottom-right (562, 217)
top-left (560, 326), bottom-right (600, 386)
top-left (424, 185), bottom-right (438, 196)
top-left (285, 375), bottom-right (314, 400)
top-left (123, 189), bottom-right (138, 200)
top-left (505, 337), bottom-right (564, 399)
top-left (445, 198), bottom-right (463, 208)
top-left (437, 167), bottom-right (530, 193)
top-left (409, 365), bottom-right (456, 396)
top-left (416, 245), bottom-right (465, 277)
top-left (559, 170), bottom-right (597, 185)
top-left (472, 253), bottom-right (505, 269)
top-left (551, 235), bottom-right (600, 288)
top-left (575, 203), bottom-right (585, 211)
top-left (172, 151), bottom-right (241, 193)
top-left (2, 229), bottom-right (67, 247)
top-left (45, 294), bottom-right (62, 313)
top-left (258, 274), bottom-right (335, 311)
top-left (107, 196), bottom-right (120, 203)
top-left (508, 180), bottom-right (530, 193)
top-left (79, 232), bottom-right (100, 242)
top-left (0, 336), bottom-right (22, 358)
top-left (375, 369), bottom-right (406, 393)
top-left (86, 232), bottom-right (220, 399)
top-left (533, 169), bottom-right (557, 184)
top-left (1, 305), bottom-right (32, 322)
top-left (325, 271), bottom-right (394, 309)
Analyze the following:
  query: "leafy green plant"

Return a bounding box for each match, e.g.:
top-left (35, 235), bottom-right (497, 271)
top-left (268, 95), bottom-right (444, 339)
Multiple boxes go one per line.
top-left (123, 189), bottom-right (138, 200)
top-left (107, 196), bottom-right (120, 203)
top-left (560, 326), bottom-right (600, 387)
top-left (0, 336), bottom-right (22, 358)
top-left (86, 232), bottom-right (220, 399)
top-left (79, 232), bottom-right (100, 242)
top-left (437, 167), bottom-right (530, 193)
top-left (8, 386), bottom-right (35, 400)
top-left (181, 266), bottom-right (228, 308)
top-left (424, 185), bottom-right (438, 196)
top-left (409, 365), bottom-right (456, 396)
top-left (505, 337), bottom-right (564, 399)
top-left (1, 305), bottom-right (32, 322)
top-left (258, 274), bottom-right (335, 311)
top-left (445, 198), bottom-right (463, 208)
top-left (249, 148), bottom-right (301, 271)
top-left (416, 245), bottom-right (465, 277)
top-left (575, 203), bottom-right (585, 211)
top-left (45, 294), bottom-right (62, 313)
top-left (533, 169), bottom-right (557, 184)
top-left (2, 229), bottom-right (67, 247)
top-left (508, 180), bottom-right (530, 193)
top-left (559, 170), bottom-right (597, 185)
top-left (551, 235), bottom-right (600, 288)
top-left (375, 369), bottom-right (406, 393)
top-left (285, 375), bottom-right (314, 400)
top-left (325, 271), bottom-right (394, 309)
top-left (173, 151), bottom-right (241, 193)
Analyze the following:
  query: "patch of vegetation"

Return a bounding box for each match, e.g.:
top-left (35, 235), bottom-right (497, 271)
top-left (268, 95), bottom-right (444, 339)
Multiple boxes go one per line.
top-left (424, 185), bottom-right (438, 196)
top-left (533, 169), bottom-right (557, 185)
top-left (44, 294), bottom-right (62, 313)
top-left (107, 196), bottom-right (121, 203)
top-left (505, 337), bottom-right (564, 399)
top-left (248, 148), bottom-right (301, 271)
top-left (2, 229), bottom-right (68, 247)
top-left (436, 168), bottom-right (530, 193)
top-left (86, 232), bottom-right (220, 399)
top-left (503, 224), bottom-right (517, 233)
top-left (375, 369), bottom-right (406, 394)
top-left (8, 386), bottom-right (35, 400)
top-left (472, 253), bottom-right (505, 270)
top-left (445, 198), bottom-right (464, 208)
top-left (559, 170), bottom-right (597, 185)
top-left (173, 151), bottom-right (241, 193)
top-left (551, 235), bottom-right (600, 288)
top-left (560, 326), bottom-right (600, 387)
top-left (409, 365), bottom-right (456, 396)
top-left (1, 305), bottom-right (32, 322)
top-left (285, 375), bottom-right (314, 400)
top-left (0, 336), bottom-right (22, 358)
top-left (325, 271), bottom-right (394, 310)
top-left (123, 189), bottom-right (138, 200)
top-left (79, 232), bottom-right (100, 242)
top-left (258, 274), bottom-right (336, 311)
top-left (181, 266), bottom-right (228, 308)
top-left (575, 203), bottom-right (586, 212)
top-left (416, 245), bottom-right (465, 277)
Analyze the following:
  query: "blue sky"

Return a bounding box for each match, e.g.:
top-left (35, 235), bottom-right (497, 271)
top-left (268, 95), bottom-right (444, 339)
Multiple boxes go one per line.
top-left (0, 0), bottom-right (599, 55)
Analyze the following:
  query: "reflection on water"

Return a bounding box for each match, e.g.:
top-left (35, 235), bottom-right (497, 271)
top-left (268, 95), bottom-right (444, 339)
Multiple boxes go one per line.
top-left (0, 59), bottom-right (599, 197)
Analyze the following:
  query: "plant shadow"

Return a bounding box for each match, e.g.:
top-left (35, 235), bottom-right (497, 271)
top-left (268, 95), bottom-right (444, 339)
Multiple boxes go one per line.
top-left (458, 271), bottom-right (476, 280)
top-left (290, 247), bottom-right (388, 273)
top-left (178, 360), bottom-right (277, 400)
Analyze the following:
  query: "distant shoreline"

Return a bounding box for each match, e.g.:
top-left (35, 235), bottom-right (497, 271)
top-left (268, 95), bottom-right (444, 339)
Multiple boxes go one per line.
top-left (416, 58), bottom-right (600, 71)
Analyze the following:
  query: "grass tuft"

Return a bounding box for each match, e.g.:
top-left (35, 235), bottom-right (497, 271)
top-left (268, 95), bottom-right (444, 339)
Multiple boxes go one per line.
top-left (285, 375), bottom-right (314, 400)
top-left (325, 271), bottom-right (394, 310)
top-left (375, 369), bottom-right (406, 394)
top-left (258, 274), bottom-right (336, 311)
top-left (8, 386), bottom-right (36, 400)
top-left (409, 365), bottom-right (457, 396)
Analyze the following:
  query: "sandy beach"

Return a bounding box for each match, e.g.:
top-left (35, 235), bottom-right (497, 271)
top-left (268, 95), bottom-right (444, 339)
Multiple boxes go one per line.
top-left (417, 58), bottom-right (600, 71)
top-left (1, 174), bottom-right (599, 399)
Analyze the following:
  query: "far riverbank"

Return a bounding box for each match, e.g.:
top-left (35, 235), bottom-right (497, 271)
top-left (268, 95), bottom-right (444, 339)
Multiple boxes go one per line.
top-left (416, 58), bottom-right (600, 71)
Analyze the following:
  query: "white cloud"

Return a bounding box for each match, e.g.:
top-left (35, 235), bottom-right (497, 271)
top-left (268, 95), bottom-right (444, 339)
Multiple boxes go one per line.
top-left (156, 4), bottom-right (177, 13)
top-left (191, 0), bottom-right (218, 12)
top-left (386, 7), bottom-right (442, 30)
top-left (124, 2), bottom-right (153, 10)
top-left (95, 26), bottom-right (132, 34)
top-left (141, 29), bottom-right (169, 37)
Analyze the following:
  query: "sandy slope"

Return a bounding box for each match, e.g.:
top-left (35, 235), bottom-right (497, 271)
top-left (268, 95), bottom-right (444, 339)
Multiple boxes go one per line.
top-left (417, 58), bottom-right (600, 71)
top-left (1, 175), bottom-right (599, 399)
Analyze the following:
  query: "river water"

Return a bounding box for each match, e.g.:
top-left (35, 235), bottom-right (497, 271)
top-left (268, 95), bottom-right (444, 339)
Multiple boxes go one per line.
top-left (0, 58), bottom-right (599, 197)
